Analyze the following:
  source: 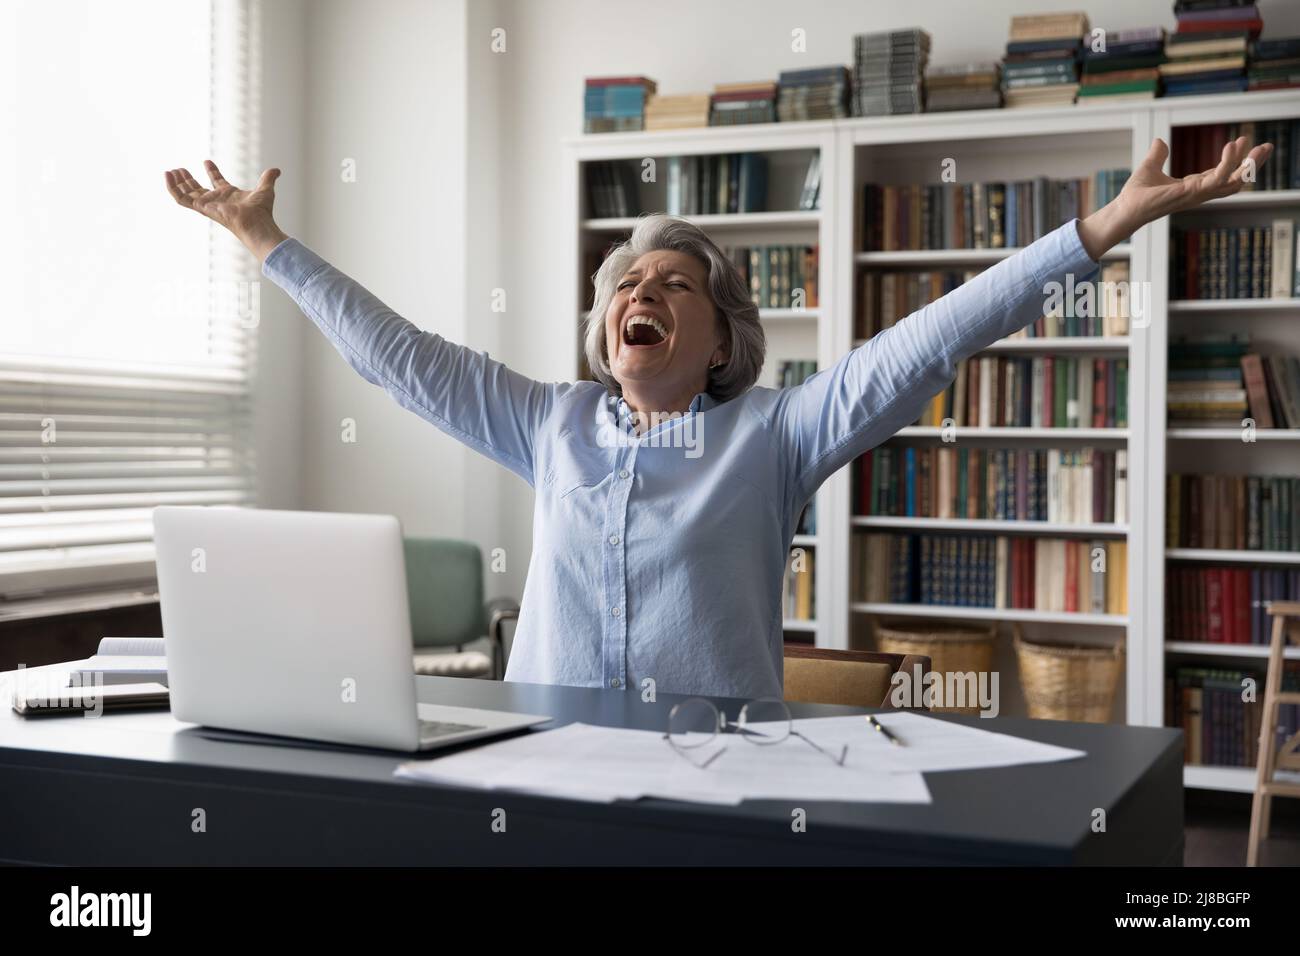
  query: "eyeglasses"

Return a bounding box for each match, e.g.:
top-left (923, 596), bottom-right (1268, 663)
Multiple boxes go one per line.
top-left (662, 697), bottom-right (848, 769)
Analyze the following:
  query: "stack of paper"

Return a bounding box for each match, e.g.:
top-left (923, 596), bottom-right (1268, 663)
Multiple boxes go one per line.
top-left (395, 712), bottom-right (1086, 806)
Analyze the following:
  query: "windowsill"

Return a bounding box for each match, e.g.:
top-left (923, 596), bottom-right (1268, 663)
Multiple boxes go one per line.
top-left (0, 587), bottom-right (160, 624)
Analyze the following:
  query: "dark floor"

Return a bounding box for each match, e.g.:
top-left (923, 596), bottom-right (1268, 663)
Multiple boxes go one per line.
top-left (1185, 788), bottom-right (1300, 866)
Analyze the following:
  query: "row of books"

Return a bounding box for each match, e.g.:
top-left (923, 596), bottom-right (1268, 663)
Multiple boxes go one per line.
top-left (777, 360), bottom-right (818, 389)
top-left (1171, 224), bottom-right (1295, 300)
top-left (852, 28), bottom-right (929, 117)
top-left (1168, 335), bottom-right (1300, 429)
top-left (913, 356), bottom-right (1130, 430)
top-left (859, 174), bottom-right (1125, 252)
top-left (1166, 473), bottom-right (1300, 551)
top-left (1166, 565), bottom-right (1300, 645)
top-left (720, 244), bottom-right (820, 310)
top-left (855, 262), bottom-right (1132, 340)
top-left (1167, 664), bottom-right (1300, 769)
top-left (1160, 1), bottom-right (1254, 97)
top-left (1171, 121), bottom-right (1300, 190)
top-left (854, 531), bottom-right (1129, 614)
top-left (853, 447), bottom-right (1128, 524)
top-left (783, 548), bottom-right (815, 621)
top-left (665, 154), bottom-right (771, 217)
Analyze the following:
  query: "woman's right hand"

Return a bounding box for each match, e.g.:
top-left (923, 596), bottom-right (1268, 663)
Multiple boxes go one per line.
top-left (165, 160), bottom-right (289, 263)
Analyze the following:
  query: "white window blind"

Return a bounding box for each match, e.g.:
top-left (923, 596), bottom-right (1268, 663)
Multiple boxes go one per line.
top-left (0, 0), bottom-right (262, 615)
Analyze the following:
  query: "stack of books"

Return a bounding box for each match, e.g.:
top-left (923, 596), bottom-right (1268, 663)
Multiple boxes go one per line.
top-left (709, 81), bottom-right (777, 126)
top-left (583, 76), bottom-right (657, 133)
top-left (644, 93), bottom-right (710, 130)
top-left (923, 62), bottom-right (1002, 112)
top-left (1160, 0), bottom-right (1258, 96)
top-left (776, 66), bottom-right (850, 121)
top-left (1166, 333), bottom-right (1251, 427)
top-left (1078, 27), bottom-right (1165, 101)
top-left (851, 28), bottom-right (930, 116)
top-left (1002, 11), bottom-right (1088, 108)
top-left (1248, 36), bottom-right (1300, 91)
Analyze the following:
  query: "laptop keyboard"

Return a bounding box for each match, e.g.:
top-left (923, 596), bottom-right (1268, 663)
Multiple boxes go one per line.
top-left (418, 719), bottom-right (487, 742)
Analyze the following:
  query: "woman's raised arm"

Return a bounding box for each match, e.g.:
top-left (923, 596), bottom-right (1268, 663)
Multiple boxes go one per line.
top-left (775, 136), bottom-right (1273, 507)
top-left (165, 161), bottom-right (562, 487)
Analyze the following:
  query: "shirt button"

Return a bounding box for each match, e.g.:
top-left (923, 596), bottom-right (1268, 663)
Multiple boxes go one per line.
top-left (608, 534), bottom-right (620, 545)
top-left (618, 468), bottom-right (629, 479)
top-left (611, 606), bottom-right (621, 617)
top-left (610, 677), bottom-right (621, 688)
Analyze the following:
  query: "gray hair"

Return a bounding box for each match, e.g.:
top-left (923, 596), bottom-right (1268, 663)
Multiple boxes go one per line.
top-left (583, 214), bottom-right (765, 404)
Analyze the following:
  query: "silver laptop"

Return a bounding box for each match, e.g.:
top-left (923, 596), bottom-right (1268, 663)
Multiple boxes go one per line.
top-left (151, 505), bottom-right (551, 751)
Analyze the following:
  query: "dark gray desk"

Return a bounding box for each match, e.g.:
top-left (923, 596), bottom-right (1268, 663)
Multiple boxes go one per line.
top-left (0, 669), bottom-right (1183, 865)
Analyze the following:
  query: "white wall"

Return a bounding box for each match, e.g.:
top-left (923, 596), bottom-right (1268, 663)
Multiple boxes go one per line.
top-left (254, 0), bottom-right (307, 513)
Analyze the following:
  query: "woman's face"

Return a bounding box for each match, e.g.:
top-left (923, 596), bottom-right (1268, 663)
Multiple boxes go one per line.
top-left (604, 249), bottom-right (723, 403)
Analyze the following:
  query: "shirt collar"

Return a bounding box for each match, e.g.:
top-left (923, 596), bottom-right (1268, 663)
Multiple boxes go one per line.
top-left (614, 391), bottom-right (713, 416)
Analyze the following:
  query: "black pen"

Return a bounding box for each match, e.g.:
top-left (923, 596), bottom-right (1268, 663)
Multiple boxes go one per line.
top-left (868, 715), bottom-right (905, 747)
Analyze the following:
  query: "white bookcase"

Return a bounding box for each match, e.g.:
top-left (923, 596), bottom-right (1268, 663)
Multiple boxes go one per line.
top-left (563, 88), bottom-right (1300, 793)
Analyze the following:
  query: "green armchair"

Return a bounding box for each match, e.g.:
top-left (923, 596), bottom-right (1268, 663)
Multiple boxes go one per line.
top-left (403, 537), bottom-right (518, 680)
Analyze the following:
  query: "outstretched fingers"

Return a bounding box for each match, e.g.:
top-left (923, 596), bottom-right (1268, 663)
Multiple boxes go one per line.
top-left (204, 159), bottom-right (231, 189)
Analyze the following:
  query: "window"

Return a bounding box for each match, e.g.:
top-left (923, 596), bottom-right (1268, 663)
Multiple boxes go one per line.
top-left (0, 0), bottom-right (262, 617)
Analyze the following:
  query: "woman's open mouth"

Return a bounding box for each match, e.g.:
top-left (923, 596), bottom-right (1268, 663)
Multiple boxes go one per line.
top-left (623, 314), bottom-right (669, 349)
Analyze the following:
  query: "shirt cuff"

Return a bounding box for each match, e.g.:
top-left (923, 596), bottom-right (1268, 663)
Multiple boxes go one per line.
top-left (1052, 217), bottom-right (1104, 283)
top-left (261, 236), bottom-right (328, 297)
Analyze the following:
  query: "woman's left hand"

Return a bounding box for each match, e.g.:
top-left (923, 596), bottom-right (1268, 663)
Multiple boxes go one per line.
top-left (1077, 136), bottom-right (1273, 260)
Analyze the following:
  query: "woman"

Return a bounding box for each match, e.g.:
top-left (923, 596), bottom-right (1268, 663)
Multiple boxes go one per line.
top-left (165, 135), bottom-right (1269, 700)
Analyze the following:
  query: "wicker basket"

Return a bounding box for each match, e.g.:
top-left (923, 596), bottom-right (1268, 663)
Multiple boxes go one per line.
top-left (873, 619), bottom-right (997, 714)
top-left (1014, 630), bottom-right (1123, 723)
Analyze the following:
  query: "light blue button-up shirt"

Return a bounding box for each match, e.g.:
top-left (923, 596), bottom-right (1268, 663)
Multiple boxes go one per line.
top-left (261, 219), bottom-right (1099, 699)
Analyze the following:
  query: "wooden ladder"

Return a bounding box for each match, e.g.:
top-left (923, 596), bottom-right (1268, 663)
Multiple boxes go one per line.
top-left (1247, 601), bottom-right (1300, 867)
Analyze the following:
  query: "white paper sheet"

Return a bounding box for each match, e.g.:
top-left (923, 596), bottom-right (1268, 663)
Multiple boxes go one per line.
top-left (776, 712), bottom-right (1088, 774)
top-left (395, 721), bottom-right (934, 805)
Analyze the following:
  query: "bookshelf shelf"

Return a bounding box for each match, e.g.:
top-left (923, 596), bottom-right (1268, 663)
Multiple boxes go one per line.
top-left (851, 602), bottom-right (1127, 626)
top-left (1184, 765), bottom-right (1257, 793)
top-left (892, 426), bottom-right (1129, 439)
top-left (582, 210), bottom-right (821, 232)
top-left (1168, 298), bottom-right (1298, 312)
top-left (759, 308), bottom-right (819, 322)
top-left (1166, 428), bottom-right (1300, 440)
top-left (1201, 189), bottom-right (1300, 209)
top-left (566, 87), bottom-right (1300, 794)
top-left (1166, 641), bottom-right (1300, 660)
top-left (855, 243), bottom-right (1131, 266)
top-left (1166, 548), bottom-right (1300, 565)
top-left (853, 516), bottom-right (1127, 536)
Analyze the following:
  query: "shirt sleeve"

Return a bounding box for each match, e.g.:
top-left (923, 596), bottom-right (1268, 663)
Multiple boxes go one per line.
top-left (261, 237), bottom-right (559, 487)
top-left (777, 218), bottom-right (1103, 504)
